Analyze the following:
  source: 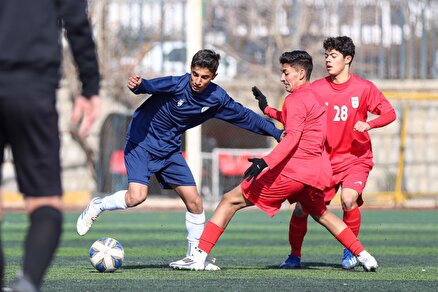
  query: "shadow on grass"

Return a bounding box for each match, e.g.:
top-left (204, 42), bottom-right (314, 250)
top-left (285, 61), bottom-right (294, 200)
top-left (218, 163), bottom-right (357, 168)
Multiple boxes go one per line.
top-left (261, 262), bottom-right (342, 270)
top-left (88, 261), bottom-right (354, 272)
top-left (196, 261), bottom-right (344, 271)
top-left (122, 264), bottom-right (168, 270)
top-left (300, 262), bottom-right (343, 269)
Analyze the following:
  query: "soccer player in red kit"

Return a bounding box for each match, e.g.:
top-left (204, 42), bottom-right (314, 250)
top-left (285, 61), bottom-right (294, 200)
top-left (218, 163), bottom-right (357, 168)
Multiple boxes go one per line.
top-left (280, 36), bottom-right (397, 269)
top-left (171, 50), bottom-right (378, 272)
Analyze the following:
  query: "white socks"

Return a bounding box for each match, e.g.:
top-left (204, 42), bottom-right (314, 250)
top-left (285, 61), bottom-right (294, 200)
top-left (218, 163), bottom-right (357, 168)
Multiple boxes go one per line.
top-left (357, 250), bottom-right (371, 260)
top-left (193, 246), bottom-right (208, 263)
top-left (185, 211), bottom-right (205, 256)
top-left (101, 190), bottom-right (128, 211)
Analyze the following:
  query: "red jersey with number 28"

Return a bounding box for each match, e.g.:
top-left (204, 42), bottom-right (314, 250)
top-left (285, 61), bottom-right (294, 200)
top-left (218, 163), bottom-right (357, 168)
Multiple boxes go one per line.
top-left (263, 83), bottom-right (332, 191)
top-left (311, 74), bottom-right (395, 173)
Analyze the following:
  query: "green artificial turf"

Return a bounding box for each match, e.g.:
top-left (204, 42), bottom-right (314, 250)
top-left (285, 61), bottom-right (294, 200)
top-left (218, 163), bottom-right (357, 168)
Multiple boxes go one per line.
top-left (2, 209), bottom-right (438, 291)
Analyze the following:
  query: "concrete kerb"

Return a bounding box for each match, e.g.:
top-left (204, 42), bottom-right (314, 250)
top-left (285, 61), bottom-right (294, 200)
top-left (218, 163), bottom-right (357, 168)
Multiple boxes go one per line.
top-left (3, 191), bottom-right (437, 211)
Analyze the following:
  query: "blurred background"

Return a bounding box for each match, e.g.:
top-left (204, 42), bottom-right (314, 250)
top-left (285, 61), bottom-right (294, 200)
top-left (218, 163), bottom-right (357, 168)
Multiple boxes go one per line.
top-left (2, 0), bottom-right (438, 209)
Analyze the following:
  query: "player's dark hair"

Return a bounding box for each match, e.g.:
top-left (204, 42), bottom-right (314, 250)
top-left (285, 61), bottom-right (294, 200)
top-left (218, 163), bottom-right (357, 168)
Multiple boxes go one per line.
top-left (323, 36), bottom-right (355, 65)
top-left (279, 50), bottom-right (313, 81)
top-left (191, 49), bottom-right (221, 73)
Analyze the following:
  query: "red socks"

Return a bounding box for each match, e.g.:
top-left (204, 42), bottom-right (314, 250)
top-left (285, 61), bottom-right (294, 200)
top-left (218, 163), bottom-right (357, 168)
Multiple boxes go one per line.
top-left (343, 207), bottom-right (361, 236)
top-left (197, 208), bottom-right (361, 257)
top-left (198, 221), bottom-right (224, 254)
top-left (335, 227), bottom-right (364, 256)
top-left (289, 214), bottom-right (308, 257)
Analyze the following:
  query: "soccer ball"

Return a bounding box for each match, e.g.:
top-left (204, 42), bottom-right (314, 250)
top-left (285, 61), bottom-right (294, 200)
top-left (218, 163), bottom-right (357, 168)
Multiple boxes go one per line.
top-left (89, 237), bottom-right (124, 272)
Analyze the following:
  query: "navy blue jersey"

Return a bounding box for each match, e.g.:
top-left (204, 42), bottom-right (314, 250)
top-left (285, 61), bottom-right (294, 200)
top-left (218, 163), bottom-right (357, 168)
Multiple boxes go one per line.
top-left (127, 73), bottom-right (282, 157)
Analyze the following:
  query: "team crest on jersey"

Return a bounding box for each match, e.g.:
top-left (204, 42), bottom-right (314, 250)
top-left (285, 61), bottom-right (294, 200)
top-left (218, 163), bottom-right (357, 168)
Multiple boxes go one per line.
top-left (351, 96), bottom-right (359, 108)
top-left (177, 99), bottom-right (185, 107)
top-left (201, 106), bottom-right (210, 113)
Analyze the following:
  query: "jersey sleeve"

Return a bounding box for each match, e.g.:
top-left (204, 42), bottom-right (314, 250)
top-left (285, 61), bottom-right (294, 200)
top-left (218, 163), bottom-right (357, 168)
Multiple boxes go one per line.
top-left (368, 109), bottom-right (397, 129)
top-left (366, 82), bottom-right (394, 115)
top-left (366, 82), bottom-right (397, 128)
top-left (214, 94), bottom-right (283, 142)
top-left (264, 106), bottom-right (284, 124)
top-left (263, 95), bottom-right (306, 169)
top-left (60, 0), bottom-right (100, 97)
top-left (133, 74), bottom-right (188, 95)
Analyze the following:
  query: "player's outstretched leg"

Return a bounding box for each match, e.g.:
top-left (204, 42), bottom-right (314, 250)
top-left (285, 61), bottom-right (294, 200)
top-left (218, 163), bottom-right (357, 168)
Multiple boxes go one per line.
top-left (77, 190), bottom-right (128, 236)
top-left (313, 209), bottom-right (378, 272)
top-left (76, 197), bottom-right (103, 236)
top-left (357, 250), bottom-right (378, 272)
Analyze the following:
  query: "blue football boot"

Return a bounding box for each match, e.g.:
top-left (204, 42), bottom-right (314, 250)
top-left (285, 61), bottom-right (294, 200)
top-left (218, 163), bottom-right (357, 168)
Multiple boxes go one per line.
top-left (279, 254), bottom-right (301, 269)
top-left (342, 248), bottom-right (359, 269)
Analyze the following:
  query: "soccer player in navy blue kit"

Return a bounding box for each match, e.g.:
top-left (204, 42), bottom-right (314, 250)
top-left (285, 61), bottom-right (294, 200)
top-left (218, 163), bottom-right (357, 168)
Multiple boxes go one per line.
top-left (77, 49), bottom-right (282, 270)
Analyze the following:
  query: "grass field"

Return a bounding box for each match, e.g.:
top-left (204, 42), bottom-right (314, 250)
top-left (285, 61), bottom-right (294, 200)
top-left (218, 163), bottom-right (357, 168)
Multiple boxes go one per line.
top-left (3, 209), bottom-right (438, 291)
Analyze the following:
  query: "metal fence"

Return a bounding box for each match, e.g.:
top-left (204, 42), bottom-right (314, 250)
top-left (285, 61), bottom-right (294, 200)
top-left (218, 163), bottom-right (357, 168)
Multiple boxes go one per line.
top-left (97, 0), bottom-right (438, 81)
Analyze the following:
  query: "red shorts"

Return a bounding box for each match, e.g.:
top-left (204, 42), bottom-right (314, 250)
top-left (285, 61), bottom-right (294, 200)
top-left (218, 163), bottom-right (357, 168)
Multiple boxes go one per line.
top-left (241, 170), bottom-right (326, 217)
top-left (323, 163), bottom-right (372, 206)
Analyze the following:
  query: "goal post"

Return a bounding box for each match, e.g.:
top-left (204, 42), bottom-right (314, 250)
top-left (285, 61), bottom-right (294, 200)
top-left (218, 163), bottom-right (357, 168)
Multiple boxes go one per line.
top-left (209, 148), bottom-right (271, 203)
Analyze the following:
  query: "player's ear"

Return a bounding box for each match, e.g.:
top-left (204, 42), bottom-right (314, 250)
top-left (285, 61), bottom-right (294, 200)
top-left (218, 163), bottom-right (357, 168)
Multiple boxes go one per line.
top-left (211, 72), bottom-right (218, 80)
top-left (345, 55), bottom-right (352, 65)
top-left (299, 68), bottom-right (306, 80)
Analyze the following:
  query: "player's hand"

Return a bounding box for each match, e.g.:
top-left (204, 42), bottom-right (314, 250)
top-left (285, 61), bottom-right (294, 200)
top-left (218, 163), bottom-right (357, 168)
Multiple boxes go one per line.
top-left (252, 86), bottom-right (268, 113)
top-left (127, 75), bottom-right (142, 91)
top-left (71, 95), bottom-right (102, 138)
top-left (280, 130), bottom-right (286, 141)
top-left (353, 121), bottom-right (371, 132)
top-left (244, 158), bottom-right (268, 183)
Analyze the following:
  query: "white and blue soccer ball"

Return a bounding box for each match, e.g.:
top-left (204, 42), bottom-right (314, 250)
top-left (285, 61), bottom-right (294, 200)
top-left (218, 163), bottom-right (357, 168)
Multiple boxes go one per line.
top-left (89, 237), bottom-right (124, 272)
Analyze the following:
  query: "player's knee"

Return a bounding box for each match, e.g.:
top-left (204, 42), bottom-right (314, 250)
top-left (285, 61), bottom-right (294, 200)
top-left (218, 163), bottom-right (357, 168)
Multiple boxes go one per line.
top-left (25, 196), bottom-right (62, 214)
top-left (125, 189), bottom-right (147, 206)
top-left (341, 199), bottom-right (357, 210)
top-left (341, 189), bottom-right (359, 210)
top-left (222, 191), bottom-right (246, 210)
top-left (185, 196), bottom-right (203, 213)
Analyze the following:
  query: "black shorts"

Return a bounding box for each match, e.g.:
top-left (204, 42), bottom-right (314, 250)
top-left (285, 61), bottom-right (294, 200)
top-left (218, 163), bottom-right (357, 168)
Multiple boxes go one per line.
top-left (0, 91), bottom-right (62, 197)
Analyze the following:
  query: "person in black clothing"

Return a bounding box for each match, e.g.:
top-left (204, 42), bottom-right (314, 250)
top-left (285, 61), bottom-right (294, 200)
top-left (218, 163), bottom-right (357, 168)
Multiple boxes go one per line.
top-left (0, 0), bottom-right (101, 290)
